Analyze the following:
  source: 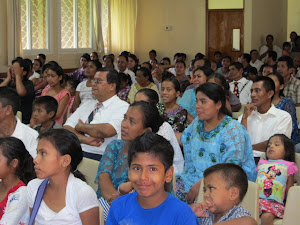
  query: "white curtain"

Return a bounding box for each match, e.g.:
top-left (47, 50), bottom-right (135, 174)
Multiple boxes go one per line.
top-left (6, 0), bottom-right (23, 64)
top-left (92, 0), bottom-right (105, 57)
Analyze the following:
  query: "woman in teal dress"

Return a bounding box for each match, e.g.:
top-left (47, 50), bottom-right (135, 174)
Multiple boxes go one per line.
top-left (178, 66), bottom-right (213, 118)
top-left (176, 83), bottom-right (256, 203)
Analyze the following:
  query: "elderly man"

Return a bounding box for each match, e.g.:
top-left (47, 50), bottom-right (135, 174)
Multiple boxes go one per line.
top-left (0, 87), bottom-right (38, 158)
top-left (239, 76), bottom-right (292, 163)
top-left (64, 67), bottom-right (129, 160)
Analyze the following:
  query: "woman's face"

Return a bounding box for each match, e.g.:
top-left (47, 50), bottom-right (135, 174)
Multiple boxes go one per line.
top-left (46, 69), bottom-right (62, 87)
top-left (80, 57), bottom-right (88, 68)
top-left (136, 70), bottom-right (149, 87)
top-left (33, 60), bottom-right (41, 72)
top-left (195, 91), bottom-right (221, 121)
top-left (134, 92), bottom-right (149, 103)
top-left (121, 106), bottom-right (147, 141)
top-left (268, 75), bottom-right (283, 95)
top-left (85, 61), bottom-right (97, 79)
top-left (128, 57), bottom-right (136, 70)
top-left (193, 69), bottom-right (207, 88)
top-left (161, 80), bottom-right (179, 105)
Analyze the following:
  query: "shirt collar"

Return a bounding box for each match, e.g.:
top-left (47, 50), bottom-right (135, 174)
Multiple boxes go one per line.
top-left (253, 104), bottom-right (277, 117)
top-left (97, 95), bottom-right (117, 108)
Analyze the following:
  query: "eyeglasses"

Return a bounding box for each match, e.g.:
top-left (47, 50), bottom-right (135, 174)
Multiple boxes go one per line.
top-left (91, 79), bottom-right (108, 84)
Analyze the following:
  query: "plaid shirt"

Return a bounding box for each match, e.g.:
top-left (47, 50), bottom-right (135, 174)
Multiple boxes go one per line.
top-left (198, 205), bottom-right (251, 225)
top-left (283, 76), bottom-right (300, 104)
top-left (117, 85), bottom-right (131, 101)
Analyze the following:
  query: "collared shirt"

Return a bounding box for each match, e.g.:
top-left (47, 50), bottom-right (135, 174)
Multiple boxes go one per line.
top-left (250, 59), bottom-right (264, 71)
top-left (229, 77), bottom-right (252, 104)
top-left (259, 45), bottom-right (282, 63)
top-left (12, 117), bottom-right (38, 158)
top-left (64, 95), bottom-right (129, 155)
top-left (283, 76), bottom-right (300, 104)
top-left (238, 105), bottom-right (292, 157)
top-left (198, 205), bottom-right (251, 225)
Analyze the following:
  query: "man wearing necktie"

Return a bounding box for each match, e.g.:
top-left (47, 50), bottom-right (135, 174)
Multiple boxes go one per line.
top-left (64, 67), bottom-right (129, 160)
top-left (229, 62), bottom-right (252, 105)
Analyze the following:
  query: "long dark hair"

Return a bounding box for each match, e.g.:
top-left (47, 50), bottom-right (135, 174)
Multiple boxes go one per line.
top-left (196, 83), bottom-right (232, 117)
top-left (0, 137), bottom-right (36, 184)
top-left (38, 129), bottom-right (86, 181)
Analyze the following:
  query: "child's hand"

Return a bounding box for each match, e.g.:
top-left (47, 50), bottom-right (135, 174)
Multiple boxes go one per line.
top-left (190, 202), bottom-right (214, 217)
top-left (118, 181), bottom-right (133, 195)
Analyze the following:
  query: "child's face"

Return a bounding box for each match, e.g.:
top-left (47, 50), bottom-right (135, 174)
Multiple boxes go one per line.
top-left (32, 105), bottom-right (53, 125)
top-left (34, 139), bottom-right (68, 179)
top-left (128, 152), bottom-right (173, 205)
top-left (266, 136), bottom-right (286, 160)
top-left (46, 70), bottom-right (62, 87)
top-left (161, 81), bottom-right (179, 105)
top-left (203, 172), bottom-right (236, 217)
top-left (175, 63), bottom-right (185, 76)
top-left (284, 45), bottom-right (291, 52)
top-left (214, 54), bottom-right (222, 62)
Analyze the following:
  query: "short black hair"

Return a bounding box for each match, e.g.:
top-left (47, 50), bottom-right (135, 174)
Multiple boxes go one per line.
top-left (283, 42), bottom-right (291, 48)
top-left (242, 53), bottom-right (251, 63)
top-left (250, 49), bottom-right (258, 55)
top-left (149, 49), bottom-right (157, 55)
top-left (81, 53), bottom-right (91, 61)
top-left (135, 88), bottom-right (159, 105)
top-left (195, 52), bottom-right (205, 59)
top-left (11, 58), bottom-right (30, 78)
top-left (33, 96), bottom-right (58, 119)
top-left (267, 50), bottom-right (277, 62)
top-left (266, 34), bottom-right (274, 40)
top-left (98, 67), bottom-right (120, 93)
top-left (278, 55), bottom-right (294, 69)
top-left (214, 51), bottom-right (222, 56)
top-left (230, 62), bottom-right (243, 70)
top-left (161, 57), bottom-right (171, 65)
top-left (253, 76), bottom-right (275, 99)
top-left (128, 131), bottom-right (174, 172)
top-left (204, 163), bottom-right (248, 202)
top-left (0, 87), bottom-right (20, 115)
top-left (175, 60), bottom-right (186, 68)
top-left (38, 53), bottom-right (46, 61)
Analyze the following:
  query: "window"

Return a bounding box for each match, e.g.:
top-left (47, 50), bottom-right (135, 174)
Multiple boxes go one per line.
top-left (60, 0), bottom-right (93, 50)
top-left (20, 0), bottom-right (49, 51)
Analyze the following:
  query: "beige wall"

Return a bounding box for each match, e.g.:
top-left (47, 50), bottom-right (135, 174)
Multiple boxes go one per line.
top-left (0, 1), bottom-right (8, 72)
top-left (251, 0), bottom-right (287, 51)
top-left (288, 0), bottom-right (300, 39)
top-left (135, 0), bottom-right (206, 64)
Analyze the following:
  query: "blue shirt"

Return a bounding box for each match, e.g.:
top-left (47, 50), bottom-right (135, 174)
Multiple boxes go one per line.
top-left (178, 115), bottom-right (256, 192)
top-left (199, 204), bottom-right (251, 224)
top-left (106, 192), bottom-right (200, 225)
top-left (178, 89), bottom-right (197, 118)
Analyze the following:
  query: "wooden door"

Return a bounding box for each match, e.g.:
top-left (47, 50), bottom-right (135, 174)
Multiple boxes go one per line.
top-left (207, 9), bottom-right (244, 61)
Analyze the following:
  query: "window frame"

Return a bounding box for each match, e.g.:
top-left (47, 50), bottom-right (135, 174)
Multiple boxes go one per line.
top-left (22, 0), bottom-right (51, 54)
top-left (58, 0), bottom-right (94, 53)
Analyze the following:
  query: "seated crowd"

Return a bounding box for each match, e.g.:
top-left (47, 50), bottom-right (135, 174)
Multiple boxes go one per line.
top-left (0, 32), bottom-right (300, 224)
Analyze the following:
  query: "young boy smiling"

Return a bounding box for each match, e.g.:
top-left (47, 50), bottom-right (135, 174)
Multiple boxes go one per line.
top-left (191, 163), bottom-right (257, 225)
top-left (106, 131), bottom-right (199, 225)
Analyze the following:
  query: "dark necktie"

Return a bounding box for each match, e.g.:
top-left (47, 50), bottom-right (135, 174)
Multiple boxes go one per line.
top-left (87, 102), bottom-right (102, 123)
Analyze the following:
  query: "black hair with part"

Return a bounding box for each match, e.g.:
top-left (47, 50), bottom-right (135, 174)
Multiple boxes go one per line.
top-left (135, 88), bottom-right (159, 106)
top-left (128, 131), bottom-right (174, 172)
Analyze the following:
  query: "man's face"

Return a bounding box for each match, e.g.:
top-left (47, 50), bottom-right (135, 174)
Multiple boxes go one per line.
top-left (277, 61), bottom-right (292, 79)
top-left (294, 57), bottom-right (300, 68)
top-left (229, 65), bottom-right (242, 81)
top-left (117, 56), bottom-right (128, 72)
top-left (251, 81), bottom-right (273, 110)
top-left (266, 36), bottom-right (273, 45)
top-left (91, 71), bottom-right (113, 101)
top-left (251, 51), bottom-right (259, 61)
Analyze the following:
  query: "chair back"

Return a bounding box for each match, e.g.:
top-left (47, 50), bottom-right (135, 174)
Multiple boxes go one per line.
top-left (77, 157), bottom-right (99, 191)
top-left (282, 186), bottom-right (300, 225)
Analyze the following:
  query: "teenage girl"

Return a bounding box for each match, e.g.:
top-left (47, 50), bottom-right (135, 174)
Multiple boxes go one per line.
top-left (256, 134), bottom-right (298, 225)
top-left (27, 129), bottom-right (100, 225)
top-left (41, 64), bottom-right (70, 125)
top-left (159, 77), bottom-right (193, 133)
top-left (0, 137), bottom-right (36, 224)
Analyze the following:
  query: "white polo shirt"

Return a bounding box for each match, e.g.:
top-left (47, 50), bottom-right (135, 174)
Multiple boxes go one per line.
top-left (65, 95), bottom-right (129, 155)
top-left (238, 105), bottom-right (292, 157)
top-left (12, 117), bottom-right (38, 158)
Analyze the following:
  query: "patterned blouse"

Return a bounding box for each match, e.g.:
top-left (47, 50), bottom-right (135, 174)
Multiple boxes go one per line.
top-left (177, 115), bottom-right (256, 193)
top-left (275, 97), bottom-right (300, 144)
top-left (157, 104), bottom-right (188, 133)
top-left (94, 140), bottom-right (128, 198)
top-left (117, 85), bottom-right (131, 101)
top-left (69, 68), bottom-right (87, 82)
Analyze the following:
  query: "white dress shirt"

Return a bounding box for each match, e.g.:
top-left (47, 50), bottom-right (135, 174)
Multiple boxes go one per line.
top-left (229, 77), bottom-right (252, 104)
top-left (65, 95), bottom-right (129, 155)
top-left (259, 45), bottom-right (282, 63)
top-left (250, 59), bottom-right (264, 71)
top-left (238, 105), bottom-right (292, 157)
top-left (12, 117), bottom-right (38, 158)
